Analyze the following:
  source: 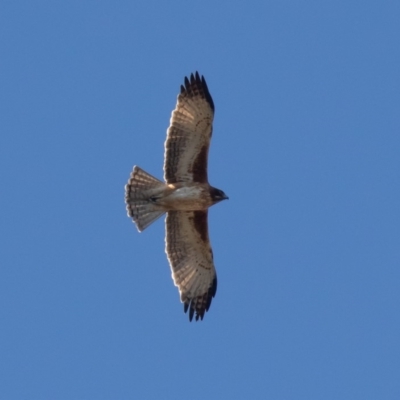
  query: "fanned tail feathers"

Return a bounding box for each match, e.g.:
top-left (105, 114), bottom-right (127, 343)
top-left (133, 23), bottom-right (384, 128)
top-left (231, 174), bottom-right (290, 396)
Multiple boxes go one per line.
top-left (125, 166), bottom-right (166, 231)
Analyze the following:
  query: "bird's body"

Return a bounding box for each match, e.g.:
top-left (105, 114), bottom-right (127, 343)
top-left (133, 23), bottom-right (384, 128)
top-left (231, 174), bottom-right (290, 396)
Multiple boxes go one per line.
top-left (125, 72), bottom-right (227, 321)
top-left (149, 182), bottom-right (217, 211)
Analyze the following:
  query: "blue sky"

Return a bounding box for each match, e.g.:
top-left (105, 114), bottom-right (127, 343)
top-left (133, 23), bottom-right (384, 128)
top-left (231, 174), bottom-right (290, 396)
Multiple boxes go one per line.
top-left (1, 1), bottom-right (399, 399)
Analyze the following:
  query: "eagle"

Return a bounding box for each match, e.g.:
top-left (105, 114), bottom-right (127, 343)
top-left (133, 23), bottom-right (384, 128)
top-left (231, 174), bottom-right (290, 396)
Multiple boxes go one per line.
top-left (125, 72), bottom-right (228, 321)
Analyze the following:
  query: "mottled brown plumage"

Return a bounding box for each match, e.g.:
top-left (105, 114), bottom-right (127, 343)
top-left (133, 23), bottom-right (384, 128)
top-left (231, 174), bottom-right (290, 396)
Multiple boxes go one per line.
top-left (125, 72), bottom-right (227, 321)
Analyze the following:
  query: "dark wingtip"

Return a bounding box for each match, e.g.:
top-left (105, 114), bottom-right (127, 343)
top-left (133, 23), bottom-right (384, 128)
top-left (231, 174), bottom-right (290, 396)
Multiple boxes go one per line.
top-left (184, 76), bottom-right (190, 89)
top-left (184, 301), bottom-right (195, 322)
top-left (180, 72), bottom-right (215, 113)
top-left (199, 73), bottom-right (215, 113)
top-left (182, 275), bottom-right (218, 322)
top-left (189, 306), bottom-right (195, 322)
top-left (205, 278), bottom-right (217, 311)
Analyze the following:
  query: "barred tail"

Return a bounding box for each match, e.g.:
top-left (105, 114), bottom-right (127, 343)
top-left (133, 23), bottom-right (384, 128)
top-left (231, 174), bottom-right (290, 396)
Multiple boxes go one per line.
top-left (125, 166), bottom-right (166, 232)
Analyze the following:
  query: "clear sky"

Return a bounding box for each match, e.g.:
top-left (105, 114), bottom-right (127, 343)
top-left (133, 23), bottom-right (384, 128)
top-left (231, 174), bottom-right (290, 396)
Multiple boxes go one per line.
top-left (1, 1), bottom-right (399, 399)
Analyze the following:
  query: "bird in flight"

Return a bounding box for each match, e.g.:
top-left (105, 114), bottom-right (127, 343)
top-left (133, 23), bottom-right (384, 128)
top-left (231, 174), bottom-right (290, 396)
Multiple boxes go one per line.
top-left (125, 72), bottom-right (228, 321)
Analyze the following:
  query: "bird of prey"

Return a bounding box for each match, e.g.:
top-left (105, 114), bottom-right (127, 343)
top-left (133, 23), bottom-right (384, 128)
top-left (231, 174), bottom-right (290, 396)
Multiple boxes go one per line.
top-left (125, 72), bottom-right (228, 321)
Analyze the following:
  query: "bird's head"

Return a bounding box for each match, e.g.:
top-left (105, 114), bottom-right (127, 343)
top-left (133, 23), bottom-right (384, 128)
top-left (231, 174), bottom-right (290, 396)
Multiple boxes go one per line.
top-left (210, 187), bottom-right (229, 204)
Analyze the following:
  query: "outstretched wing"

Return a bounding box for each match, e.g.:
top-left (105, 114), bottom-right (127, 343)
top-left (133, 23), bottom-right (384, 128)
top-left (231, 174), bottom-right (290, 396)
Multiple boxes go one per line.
top-left (164, 72), bottom-right (215, 184)
top-left (165, 210), bottom-right (217, 321)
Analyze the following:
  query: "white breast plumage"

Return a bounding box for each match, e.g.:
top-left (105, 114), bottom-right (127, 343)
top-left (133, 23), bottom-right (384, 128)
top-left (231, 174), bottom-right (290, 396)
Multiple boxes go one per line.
top-left (170, 186), bottom-right (202, 200)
